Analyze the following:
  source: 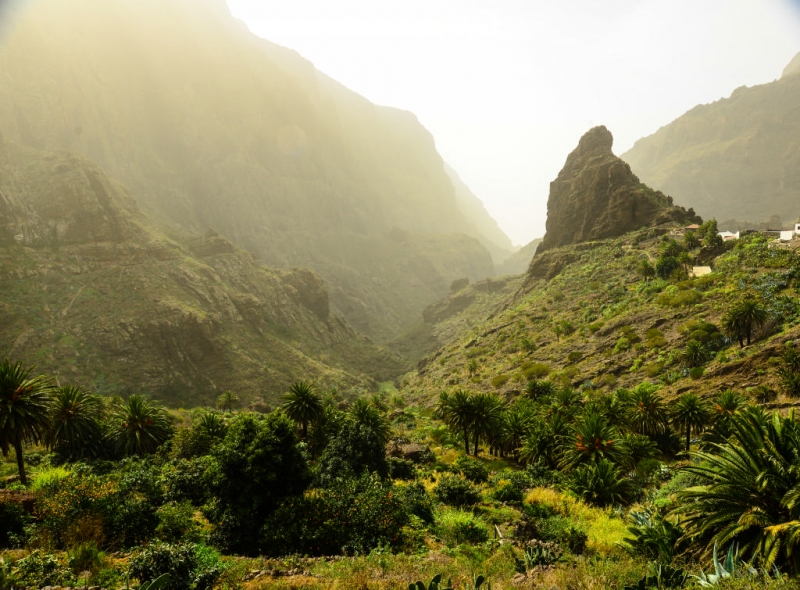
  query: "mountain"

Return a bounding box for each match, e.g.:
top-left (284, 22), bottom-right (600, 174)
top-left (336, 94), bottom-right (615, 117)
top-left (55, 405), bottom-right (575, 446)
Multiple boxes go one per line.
top-left (444, 164), bottom-right (516, 264)
top-left (623, 52), bottom-right (800, 225)
top-left (535, 126), bottom-right (700, 255)
top-left (0, 138), bottom-right (407, 405)
top-left (0, 0), bottom-right (507, 344)
top-left (495, 238), bottom-right (542, 276)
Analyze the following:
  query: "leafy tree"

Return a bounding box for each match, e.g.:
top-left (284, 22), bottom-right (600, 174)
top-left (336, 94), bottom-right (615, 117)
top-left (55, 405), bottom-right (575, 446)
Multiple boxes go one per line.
top-left (109, 395), bottom-right (174, 457)
top-left (699, 218), bottom-right (723, 248)
top-left (626, 383), bottom-right (668, 438)
top-left (207, 413), bottom-right (310, 554)
top-left (676, 407), bottom-right (800, 573)
top-left (281, 381), bottom-right (323, 439)
top-left (314, 418), bottom-right (389, 487)
top-left (435, 389), bottom-right (474, 454)
top-left (655, 256), bottom-right (681, 280)
top-left (660, 239), bottom-right (684, 258)
top-left (670, 393), bottom-right (710, 451)
top-left (215, 390), bottom-right (239, 414)
top-left (721, 298), bottom-right (768, 347)
top-left (0, 360), bottom-right (53, 485)
top-left (46, 385), bottom-right (104, 461)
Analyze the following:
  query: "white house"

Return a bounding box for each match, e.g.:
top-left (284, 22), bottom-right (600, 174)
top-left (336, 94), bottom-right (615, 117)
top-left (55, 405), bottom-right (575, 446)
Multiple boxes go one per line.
top-left (718, 231), bottom-right (739, 241)
top-left (781, 230), bottom-right (795, 241)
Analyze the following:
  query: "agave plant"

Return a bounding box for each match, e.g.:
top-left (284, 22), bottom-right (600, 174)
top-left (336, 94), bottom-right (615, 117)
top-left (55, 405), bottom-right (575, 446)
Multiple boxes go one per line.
top-left (690, 543), bottom-right (763, 587)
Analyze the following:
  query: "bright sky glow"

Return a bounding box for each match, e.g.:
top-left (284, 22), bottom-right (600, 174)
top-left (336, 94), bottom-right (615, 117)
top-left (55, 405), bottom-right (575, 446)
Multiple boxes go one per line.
top-left (225, 0), bottom-right (800, 246)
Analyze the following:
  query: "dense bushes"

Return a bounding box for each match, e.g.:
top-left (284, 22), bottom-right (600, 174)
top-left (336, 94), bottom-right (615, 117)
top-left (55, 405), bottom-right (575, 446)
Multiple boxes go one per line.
top-left (0, 497), bottom-right (29, 548)
top-left (261, 474), bottom-right (408, 556)
top-left (206, 413), bottom-right (310, 555)
top-left (128, 542), bottom-right (223, 590)
top-left (433, 473), bottom-right (481, 507)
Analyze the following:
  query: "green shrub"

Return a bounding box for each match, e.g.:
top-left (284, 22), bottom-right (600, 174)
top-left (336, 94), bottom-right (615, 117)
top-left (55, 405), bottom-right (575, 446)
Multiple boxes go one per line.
top-left (614, 337), bottom-right (631, 353)
top-left (0, 497), bottom-right (29, 548)
top-left (260, 473), bottom-right (408, 556)
top-left (491, 374), bottom-right (510, 389)
top-left (524, 363), bottom-right (551, 380)
top-left (67, 541), bottom-right (106, 575)
top-left (156, 501), bottom-right (203, 543)
top-left (129, 542), bottom-right (222, 590)
top-left (9, 551), bottom-right (75, 587)
top-left (388, 457), bottom-right (417, 481)
top-left (535, 516), bottom-right (588, 554)
top-left (398, 482), bottom-right (435, 524)
top-left (490, 480), bottom-right (523, 503)
top-left (453, 456), bottom-right (489, 483)
top-left (657, 289), bottom-right (701, 307)
top-left (689, 367), bottom-right (705, 380)
top-left (437, 508), bottom-right (489, 545)
top-left (567, 351), bottom-right (583, 364)
top-left (645, 328), bottom-right (667, 349)
top-left (161, 457), bottom-right (213, 506)
top-left (433, 473), bottom-right (481, 507)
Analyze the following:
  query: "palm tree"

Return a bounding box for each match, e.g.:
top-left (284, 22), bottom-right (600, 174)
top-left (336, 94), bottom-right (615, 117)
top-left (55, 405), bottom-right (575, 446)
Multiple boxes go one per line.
top-left (216, 390), bottom-right (240, 414)
top-left (626, 383), bottom-right (668, 438)
top-left (681, 340), bottom-right (708, 368)
top-left (638, 259), bottom-right (656, 282)
top-left (281, 381), bottom-right (323, 439)
top-left (435, 389), bottom-right (475, 454)
top-left (670, 393), bottom-right (711, 451)
top-left (350, 398), bottom-right (391, 447)
top-left (722, 298), bottom-right (768, 347)
top-left (196, 411), bottom-right (228, 440)
top-left (470, 393), bottom-right (504, 457)
top-left (561, 410), bottom-right (623, 470)
top-left (109, 394), bottom-right (174, 456)
top-left (501, 404), bottom-right (534, 460)
top-left (46, 385), bottom-right (104, 460)
top-left (675, 407), bottom-right (800, 573)
top-left (683, 231), bottom-right (700, 250)
top-left (0, 360), bottom-right (53, 485)
top-left (525, 379), bottom-right (556, 400)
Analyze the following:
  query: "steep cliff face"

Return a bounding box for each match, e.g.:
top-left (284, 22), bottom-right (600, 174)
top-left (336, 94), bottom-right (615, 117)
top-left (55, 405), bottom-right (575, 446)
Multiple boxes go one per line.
top-left (0, 0), bottom-right (501, 342)
top-left (536, 126), bottom-right (700, 254)
top-left (0, 140), bottom-right (407, 404)
top-left (622, 53), bottom-right (800, 224)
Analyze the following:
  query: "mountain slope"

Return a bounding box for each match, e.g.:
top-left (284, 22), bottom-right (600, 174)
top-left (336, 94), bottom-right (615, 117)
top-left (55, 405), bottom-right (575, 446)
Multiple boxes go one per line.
top-left (0, 0), bottom-right (504, 343)
top-left (0, 138), bottom-right (407, 405)
top-left (623, 52), bottom-right (800, 225)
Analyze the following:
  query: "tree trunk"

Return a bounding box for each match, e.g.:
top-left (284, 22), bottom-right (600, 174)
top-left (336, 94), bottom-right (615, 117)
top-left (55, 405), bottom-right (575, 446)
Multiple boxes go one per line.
top-left (13, 437), bottom-right (27, 486)
top-left (473, 431), bottom-right (479, 457)
top-left (302, 420), bottom-right (308, 439)
top-left (686, 425), bottom-right (691, 452)
top-left (746, 325), bottom-right (752, 346)
top-left (464, 430), bottom-right (470, 455)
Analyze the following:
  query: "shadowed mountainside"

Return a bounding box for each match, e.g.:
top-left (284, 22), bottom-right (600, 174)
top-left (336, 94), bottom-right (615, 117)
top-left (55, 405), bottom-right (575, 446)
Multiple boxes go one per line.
top-left (0, 0), bottom-right (507, 343)
top-left (623, 52), bottom-right (800, 225)
top-left (0, 138), bottom-right (407, 405)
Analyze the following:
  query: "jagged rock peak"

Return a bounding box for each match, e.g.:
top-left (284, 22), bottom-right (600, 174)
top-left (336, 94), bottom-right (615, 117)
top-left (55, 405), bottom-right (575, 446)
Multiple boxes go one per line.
top-left (534, 126), bottom-right (700, 257)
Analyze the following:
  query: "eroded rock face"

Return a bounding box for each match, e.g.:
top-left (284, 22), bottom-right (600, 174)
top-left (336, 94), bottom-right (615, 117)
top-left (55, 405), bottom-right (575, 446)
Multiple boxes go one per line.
top-left (536, 126), bottom-right (700, 254)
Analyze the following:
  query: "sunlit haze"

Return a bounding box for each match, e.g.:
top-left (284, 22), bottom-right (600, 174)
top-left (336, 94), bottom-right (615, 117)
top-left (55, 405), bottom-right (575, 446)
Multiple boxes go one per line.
top-left (226, 0), bottom-right (800, 246)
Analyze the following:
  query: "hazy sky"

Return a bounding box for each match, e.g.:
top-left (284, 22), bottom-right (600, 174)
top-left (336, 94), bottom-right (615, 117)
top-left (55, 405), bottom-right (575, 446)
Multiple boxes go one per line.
top-left (225, 0), bottom-right (800, 246)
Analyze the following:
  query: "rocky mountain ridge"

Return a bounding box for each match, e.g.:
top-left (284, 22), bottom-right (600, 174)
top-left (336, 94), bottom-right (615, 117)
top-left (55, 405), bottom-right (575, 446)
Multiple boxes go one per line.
top-left (0, 138), bottom-right (406, 405)
top-left (622, 52), bottom-right (800, 225)
top-left (0, 0), bottom-right (507, 344)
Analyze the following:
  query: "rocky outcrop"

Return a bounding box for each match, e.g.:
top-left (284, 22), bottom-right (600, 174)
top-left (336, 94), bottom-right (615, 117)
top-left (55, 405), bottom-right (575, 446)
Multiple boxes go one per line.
top-left (536, 126), bottom-right (700, 254)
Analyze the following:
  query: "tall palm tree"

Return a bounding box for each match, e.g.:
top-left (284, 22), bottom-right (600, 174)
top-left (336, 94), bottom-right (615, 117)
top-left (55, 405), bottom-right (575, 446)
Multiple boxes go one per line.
top-left (638, 259), bottom-right (656, 282)
top-left (470, 393), bottom-right (504, 457)
top-left (46, 385), bottom-right (104, 460)
top-left (216, 390), bottom-right (240, 414)
top-left (683, 231), bottom-right (700, 250)
top-left (349, 398), bottom-right (391, 447)
top-left (722, 298), bottom-right (769, 347)
top-left (109, 394), bottom-right (174, 456)
top-left (501, 403), bottom-right (534, 460)
top-left (435, 389), bottom-right (475, 454)
top-left (670, 393), bottom-right (711, 451)
top-left (0, 360), bottom-right (53, 485)
top-left (281, 381), bottom-right (323, 439)
top-left (626, 383), bottom-right (668, 438)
